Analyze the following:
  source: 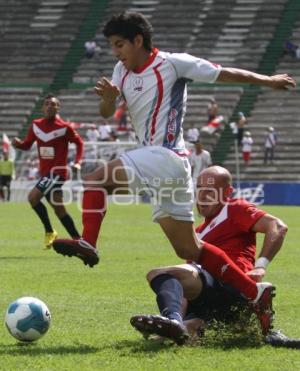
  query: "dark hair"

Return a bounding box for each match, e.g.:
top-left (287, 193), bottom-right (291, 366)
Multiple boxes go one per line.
top-left (43, 93), bottom-right (60, 105)
top-left (103, 12), bottom-right (153, 51)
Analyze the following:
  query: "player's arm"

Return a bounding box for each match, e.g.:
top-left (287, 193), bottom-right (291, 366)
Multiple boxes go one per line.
top-left (217, 68), bottom-right (296, 90)
top-left (247, 214), bottom-right (288, 281)
top-left (94, 77), bottom-right (120, 118)
top-left (68, 127), bottom-right (84, 169)
top-left (12, 125), bottom-right (35, 150)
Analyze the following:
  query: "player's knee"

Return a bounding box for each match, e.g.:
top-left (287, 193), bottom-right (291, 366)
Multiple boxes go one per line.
top-left (146, 268), bottom-right (163, 283)
top-left (28, 193), bottom-right (38, 207)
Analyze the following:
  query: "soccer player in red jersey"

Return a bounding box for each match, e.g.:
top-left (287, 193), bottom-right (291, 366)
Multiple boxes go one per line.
top-left (131, 166), bottom-right (288, 343)
top-left (12, 94), bottom-right (84, 249)
top-left (53, 13), bottom-right (294, 309)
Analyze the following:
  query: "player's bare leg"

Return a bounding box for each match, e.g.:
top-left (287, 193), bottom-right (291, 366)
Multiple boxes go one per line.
top-left (52, 159), bottom-right (128, 267)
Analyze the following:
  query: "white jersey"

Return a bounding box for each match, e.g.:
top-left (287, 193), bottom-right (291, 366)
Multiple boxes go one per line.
top-left (190, 150), bottom-right (212, 183)
top-left (112, 49), bottom-right (221, 154)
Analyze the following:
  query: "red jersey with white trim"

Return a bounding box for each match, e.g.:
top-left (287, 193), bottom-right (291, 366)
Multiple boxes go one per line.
top-left (112, 49), bottom-right (221, 154)
top-left (196, 198), bottom-right (266, 272)
top-left (17, 116), bottom-right (84, 179)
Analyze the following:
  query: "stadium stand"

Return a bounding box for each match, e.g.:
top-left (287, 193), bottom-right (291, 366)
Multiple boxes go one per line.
top-left (0, 0), bottom-right (91, 84)
top-left (1, 0), bottom-right (300, 185)
top-left (224, 18), bottom-right (300, 182)
top-left (0, 87), bottom-right (43, 137)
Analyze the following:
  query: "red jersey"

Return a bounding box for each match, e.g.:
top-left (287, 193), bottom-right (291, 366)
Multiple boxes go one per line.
top-left (17, 116), bottom-right (84, 179)
top-left (196, 198), bottom-right (266, 272)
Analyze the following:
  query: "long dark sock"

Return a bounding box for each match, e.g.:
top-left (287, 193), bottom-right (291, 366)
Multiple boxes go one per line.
top-left (32, 202), bottom-right (53, 233)
top-left (150, 274), bottom-right (183, 323)
top-left (59, 214), bottom-right (80, 238)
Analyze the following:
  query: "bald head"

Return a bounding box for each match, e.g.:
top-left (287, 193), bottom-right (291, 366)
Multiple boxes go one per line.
top-left (196, 166), bottom-right (233, 218)
top-left (198, 166), bottom-right (232, 188)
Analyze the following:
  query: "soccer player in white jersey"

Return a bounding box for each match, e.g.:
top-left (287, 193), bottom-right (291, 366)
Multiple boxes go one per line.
top-left (53, 12), bottom-right (295, 318)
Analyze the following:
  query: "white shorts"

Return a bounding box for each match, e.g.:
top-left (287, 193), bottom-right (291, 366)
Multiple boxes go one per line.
top-left (120, 146), bottom-right (194, 222)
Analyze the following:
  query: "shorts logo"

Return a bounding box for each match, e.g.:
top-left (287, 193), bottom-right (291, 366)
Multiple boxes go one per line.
top-left (133, 77), bottom-right (143, 92)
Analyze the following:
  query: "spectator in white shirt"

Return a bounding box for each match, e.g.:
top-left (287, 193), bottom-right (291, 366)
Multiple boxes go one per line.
top-left (264, 127), bottom-right (277, 164)
top-left (86, 126), bottom-right (100, 142)
top-left (98, 121), bottom-right (113, 141)
top-left (189, 140), bottom-right (212, 187)
top-left (241, 131), bottom-right (253, 164)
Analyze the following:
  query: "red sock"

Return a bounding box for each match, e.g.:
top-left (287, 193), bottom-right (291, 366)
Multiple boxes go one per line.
top-left (199, 242), bottom-right (258, 300)
top-left (82, 189), bottom-right (107, 248)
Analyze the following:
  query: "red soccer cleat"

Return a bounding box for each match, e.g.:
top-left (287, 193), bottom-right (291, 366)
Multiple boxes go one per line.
top-left (252, 282), bottom-right (276, 336)
top-left (52, 238), bottom-right (99, 267)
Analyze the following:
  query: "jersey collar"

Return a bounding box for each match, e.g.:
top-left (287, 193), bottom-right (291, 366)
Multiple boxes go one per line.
top-left (133, 48), bottom-right (159, 74)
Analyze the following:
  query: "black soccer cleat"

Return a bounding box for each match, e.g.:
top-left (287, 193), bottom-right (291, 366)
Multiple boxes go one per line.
top-left (52, 238), bottom-right (99, 267)
top-left (265, 330), bottom-right (300, 349)
top-left (130, 314), bottom-right (190, 345)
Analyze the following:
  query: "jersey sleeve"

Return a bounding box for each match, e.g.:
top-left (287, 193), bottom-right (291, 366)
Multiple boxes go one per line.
top-left (232, 201), bottom-right (266, 233)
top-left (168, 53), bottom-right (222, 83)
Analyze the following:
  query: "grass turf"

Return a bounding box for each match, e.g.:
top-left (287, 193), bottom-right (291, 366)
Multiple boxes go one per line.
top-left (0, 203), bottom-right (300, 370)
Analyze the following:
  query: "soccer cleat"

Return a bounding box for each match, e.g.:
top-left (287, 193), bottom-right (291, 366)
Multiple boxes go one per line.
top-left (252, 282), bottom-right (276, 336)
top-left (52, 238), bottom-right (99, 267)
top-left (44, 230), bottom-right (58, 249)
top-left (265, 330), bottom-right (300, 349)
top-left (130, 314), bottom-right (190, 345)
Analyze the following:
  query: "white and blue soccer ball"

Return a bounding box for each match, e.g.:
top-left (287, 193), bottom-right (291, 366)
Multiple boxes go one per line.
top-left (5, 297), bottom-right (51, 342)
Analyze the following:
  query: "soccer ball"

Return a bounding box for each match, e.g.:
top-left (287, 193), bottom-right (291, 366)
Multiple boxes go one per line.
top-left (5, 297), bottom-right (51, 342)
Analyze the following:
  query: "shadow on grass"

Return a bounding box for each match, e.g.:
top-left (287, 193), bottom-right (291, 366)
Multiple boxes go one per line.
top-left (112, 338), bottom-right (175, 355)
top-left (0, 343), bottom-right (99, 356)
top-left (111, 336), bottom-right (264, 354)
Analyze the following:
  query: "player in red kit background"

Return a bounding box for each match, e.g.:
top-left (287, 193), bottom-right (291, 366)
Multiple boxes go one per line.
top-left (131, 166), bottom-right (288, 344)
top-left (13, 94), bottom-right (84, 249)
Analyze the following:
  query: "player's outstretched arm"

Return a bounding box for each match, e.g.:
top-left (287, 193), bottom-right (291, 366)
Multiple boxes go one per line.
top-left (247, 214), bottom-right (288, 282)
top-left (94, 77), bottom-right (120, 118)
top-left (217, 67), bottom-right (296, 90)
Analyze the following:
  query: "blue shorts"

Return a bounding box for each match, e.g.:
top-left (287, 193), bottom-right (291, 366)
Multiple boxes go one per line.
top-left (35, 173), bottom-right (64, 200)
top-left (186, 264), bottom-right (248, 323)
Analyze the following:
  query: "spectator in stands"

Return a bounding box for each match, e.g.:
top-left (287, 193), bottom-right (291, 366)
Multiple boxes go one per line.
top-left (237, 111), bottom-right (247, 146)
top-left (86, 125), bottom-right (100, 142)
top-left (0, 151), bottom-right (14, 201)
top-left (241, 131), bottom-right (253, 165)
top-left (189, 140), bottom-right (212, 187)
top-left (84, 40), bottom-right (98, 59)
top-left (264, 127), bottom-right (277, 164)
top-left (207, 98), bottom-right (219, 123)
top-left (186, 124), bottom-right (200, 143)
top-left (12, 93), bottom-right (83, 249)
top-left (98, 121), bottom-right (113, 141)
top-left (282, 40), bottom-right (297, 58)
top-left (27, 161), bottom-right (39, 181)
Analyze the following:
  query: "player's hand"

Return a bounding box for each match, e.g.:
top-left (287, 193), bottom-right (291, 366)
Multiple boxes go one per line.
top-left (269, 74), bottom-right (296, 90)
top-left (94, 77), bottom-right (120, 102)
top-left (72, 163), bottom-right (81, 171)
top-left (12, 137), bottom-right (22, 148)
top-left (246, 267), bottom-right (266, 282)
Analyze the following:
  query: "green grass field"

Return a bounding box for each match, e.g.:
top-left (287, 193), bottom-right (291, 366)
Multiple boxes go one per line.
top-left (0, 203), bottom-right (300, 370)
